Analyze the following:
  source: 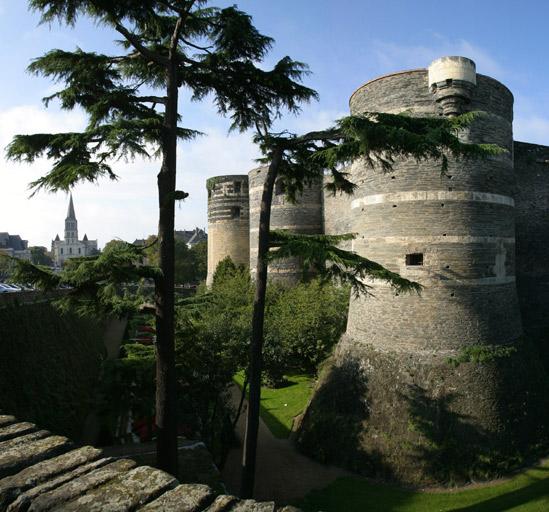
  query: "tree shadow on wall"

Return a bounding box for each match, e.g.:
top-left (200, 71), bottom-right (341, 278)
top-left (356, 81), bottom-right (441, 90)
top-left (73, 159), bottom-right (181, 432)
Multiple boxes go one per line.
top-left (295, 355), bottom-right (395, 480)
top-left (402, 384), bottom-right (512, 484)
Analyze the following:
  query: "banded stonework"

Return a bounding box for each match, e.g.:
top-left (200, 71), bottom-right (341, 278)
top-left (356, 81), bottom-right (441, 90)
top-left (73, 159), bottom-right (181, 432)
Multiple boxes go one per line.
top-left (0, 415), bottom-right (297, 512)
top-left (206, 175), bottom-right (250, 286)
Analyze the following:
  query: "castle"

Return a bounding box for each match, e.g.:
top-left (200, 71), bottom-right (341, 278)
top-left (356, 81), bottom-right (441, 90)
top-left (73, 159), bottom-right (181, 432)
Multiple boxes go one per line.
top-left (206, 56), bottom-right (549, 483)
top-left (51, 194), bottom-right (98, 267)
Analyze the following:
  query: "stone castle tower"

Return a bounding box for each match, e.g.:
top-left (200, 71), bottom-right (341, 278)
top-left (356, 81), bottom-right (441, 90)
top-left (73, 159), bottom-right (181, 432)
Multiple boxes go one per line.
top-left (206, 56), bottom-right (549, 483)
top-left (206, 175), bottom-right (250, 286)
top-left (248, 166), bottom-right (323, 281)
top-left (52, 194), bottom-right (98, 266)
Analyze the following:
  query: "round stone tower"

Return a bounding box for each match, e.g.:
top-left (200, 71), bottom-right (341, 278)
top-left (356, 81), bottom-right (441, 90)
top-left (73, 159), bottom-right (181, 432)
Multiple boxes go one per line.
top-left (297, 57), bottom-right (549, 484)
top-left (248, 166), bottom-right (323, 282)
top-left (206, 175), bottom-right (250, 286)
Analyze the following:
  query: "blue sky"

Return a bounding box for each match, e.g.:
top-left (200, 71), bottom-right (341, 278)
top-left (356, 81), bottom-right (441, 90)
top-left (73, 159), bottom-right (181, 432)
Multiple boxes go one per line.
top-left (1, 0), bottom-right (548, 247)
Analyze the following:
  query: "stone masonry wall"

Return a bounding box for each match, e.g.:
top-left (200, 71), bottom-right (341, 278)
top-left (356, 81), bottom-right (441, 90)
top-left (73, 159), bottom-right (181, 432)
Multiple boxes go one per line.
top-left (514, 141), bottom-right (549, 367)
top-left (0, 414), bottom-right (299, 512)
top-left (0, 301), bottom-right (105, 442)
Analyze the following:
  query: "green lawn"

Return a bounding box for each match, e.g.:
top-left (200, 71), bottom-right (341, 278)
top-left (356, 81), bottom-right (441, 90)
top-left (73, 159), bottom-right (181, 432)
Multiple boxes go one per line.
top-left (233, 372), bottom-right (313, 438)
top-left (298, 460), bottom-right (549, 512)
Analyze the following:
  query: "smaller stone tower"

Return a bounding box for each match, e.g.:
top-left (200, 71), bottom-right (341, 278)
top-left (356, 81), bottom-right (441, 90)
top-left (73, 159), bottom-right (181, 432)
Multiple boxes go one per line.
top-left (206, 175), bottom-right (250, 286)
top-left (248, 166), bottom-right (323, 282)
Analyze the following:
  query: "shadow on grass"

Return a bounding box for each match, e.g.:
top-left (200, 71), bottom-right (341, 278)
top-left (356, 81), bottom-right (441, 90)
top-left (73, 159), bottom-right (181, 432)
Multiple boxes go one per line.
top-left (233, 373), bottom-right (312, 439)
top-left (450, 476), bottom-right (549, 512)
top-left (259, 399), bottom-right (292, 438)
top-left (298, 465), bottom-right (549, 512)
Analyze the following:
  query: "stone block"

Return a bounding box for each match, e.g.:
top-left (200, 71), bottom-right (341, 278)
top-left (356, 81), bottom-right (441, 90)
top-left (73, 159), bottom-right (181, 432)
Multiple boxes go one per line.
top-left (7, 458), bottom-right (112, 512)
top-left (138, 483), bottom-right (215, 511)
top-left (26, 459), bottom-right (135, 511)
top-left (0, 424), bottom-right (36, 443)
top-left (58, 466), bottom-right (177, 511)
top-left (0, 446), bottom-right (101, 510)
top-left (0, 436), bottom-right (72, 480)
top-left (203, 495), bottom-right (238, 511)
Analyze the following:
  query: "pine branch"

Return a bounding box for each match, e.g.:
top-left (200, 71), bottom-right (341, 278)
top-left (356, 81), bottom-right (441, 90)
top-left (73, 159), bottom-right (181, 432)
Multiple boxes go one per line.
top-left (268, 230), bottom-right (423, 297)
top-left (114, 22), bottom-right (170, 66)
top-left (131, 95), bottom-right (168, 104)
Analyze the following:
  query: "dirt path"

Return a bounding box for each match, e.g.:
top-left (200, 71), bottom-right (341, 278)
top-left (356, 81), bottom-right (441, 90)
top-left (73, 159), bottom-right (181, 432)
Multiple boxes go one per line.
top-left (221, 385), bottom-right (351, 504)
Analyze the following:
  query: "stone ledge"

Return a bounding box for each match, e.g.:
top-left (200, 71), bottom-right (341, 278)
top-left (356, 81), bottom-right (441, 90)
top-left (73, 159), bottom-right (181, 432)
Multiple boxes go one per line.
top-left (0, 416), bottom-right (301, 512)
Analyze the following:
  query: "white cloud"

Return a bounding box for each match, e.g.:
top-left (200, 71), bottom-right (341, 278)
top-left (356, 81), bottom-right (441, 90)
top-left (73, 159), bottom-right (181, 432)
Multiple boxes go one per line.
top-left (372, 36), bottom-right (505, 77)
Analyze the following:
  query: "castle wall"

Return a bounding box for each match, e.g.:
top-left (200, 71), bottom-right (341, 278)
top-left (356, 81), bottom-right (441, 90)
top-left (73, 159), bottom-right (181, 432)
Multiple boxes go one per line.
top-left (514, 141), bottom-right (549, 366)
top-left (206, 175), bottom-right (249, 286)
top-left (248, 166), bottom-right (323, 282)
top-left (298, 58), bottom-right (549, 484)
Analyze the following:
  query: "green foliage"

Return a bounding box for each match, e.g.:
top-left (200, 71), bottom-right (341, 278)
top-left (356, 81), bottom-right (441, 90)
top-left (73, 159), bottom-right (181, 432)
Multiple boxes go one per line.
top-left (206, 259), bottom-right (349, 385)
top-left (257, 111), bottom-right (504, 205)
top-left (29, 246), bottom-right (54, 266)
top-left (137, 237), bottom-right (207, 284)
top-left (9, 1), bottom-right (317, 195)
top-left (0, 253), bottom-right (16, 280)
top-left (190, 241), bottom-right (207, 282)
top-left (0, 301), bottom-right (105, 440)
top-left (10, 241), bottom-right (160, 317)
top-left (269, 231), bottom-right (423, 297)
top-left (265, 280), bottom-right (349, 374)
top-left (98, 341), bottom-right (156, 444)
top-left (315, 112), bottom-right (503, 176)
top-left (212, 256), bottom-right (247, 285)
top-left (447, 344), bottom-right (518, 368)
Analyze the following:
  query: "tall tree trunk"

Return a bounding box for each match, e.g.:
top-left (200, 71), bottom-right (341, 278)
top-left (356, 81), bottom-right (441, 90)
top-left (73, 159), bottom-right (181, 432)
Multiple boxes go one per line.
top-left (240, 149), bottom-right (282, 498)
top-left (155, 61), bottom-right (179, 476)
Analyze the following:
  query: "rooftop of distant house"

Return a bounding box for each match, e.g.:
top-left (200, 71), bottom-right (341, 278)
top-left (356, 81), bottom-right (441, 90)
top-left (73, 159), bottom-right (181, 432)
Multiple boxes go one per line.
top-left (0, 232), bottom-right (28, 251)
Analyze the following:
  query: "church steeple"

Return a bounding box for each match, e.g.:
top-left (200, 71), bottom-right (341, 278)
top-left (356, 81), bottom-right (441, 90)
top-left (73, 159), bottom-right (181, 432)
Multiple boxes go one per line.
top-left (64, 193), bottom-right (78, 242)
top-left (66, 194), bottom-right (76, 220)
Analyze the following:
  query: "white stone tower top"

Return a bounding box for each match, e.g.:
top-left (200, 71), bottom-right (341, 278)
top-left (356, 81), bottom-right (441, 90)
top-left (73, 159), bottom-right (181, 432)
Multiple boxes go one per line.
top-left (428, 56), bottom-right (476, 87)
top-left (428, 56), bottom-right (477, 116)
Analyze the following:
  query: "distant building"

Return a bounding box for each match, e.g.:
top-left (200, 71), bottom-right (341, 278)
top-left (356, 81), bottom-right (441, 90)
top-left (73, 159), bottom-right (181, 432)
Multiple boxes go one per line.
top-left (0, 232), bottom-right (31, 260)
top-left (51, 194), bottom-right (98, 266)
top-left (175, 228), bottom-right (207, 248)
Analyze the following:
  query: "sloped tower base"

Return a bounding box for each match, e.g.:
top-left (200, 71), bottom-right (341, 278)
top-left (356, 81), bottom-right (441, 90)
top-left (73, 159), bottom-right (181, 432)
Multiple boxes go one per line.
top-left (296, 335), bottom-right (549, 485)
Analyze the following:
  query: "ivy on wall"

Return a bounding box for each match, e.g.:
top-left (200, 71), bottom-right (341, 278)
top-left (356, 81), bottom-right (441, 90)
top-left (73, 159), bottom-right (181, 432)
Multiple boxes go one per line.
top-left (0, 301), bottom-right (105, 440)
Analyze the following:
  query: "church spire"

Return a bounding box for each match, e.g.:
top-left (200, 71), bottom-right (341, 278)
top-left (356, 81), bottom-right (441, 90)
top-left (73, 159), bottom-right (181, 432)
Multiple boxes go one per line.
top-left (64, 193), bottom-right (78, 242)
top-left (66, 193), bottom-right (76, 220)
